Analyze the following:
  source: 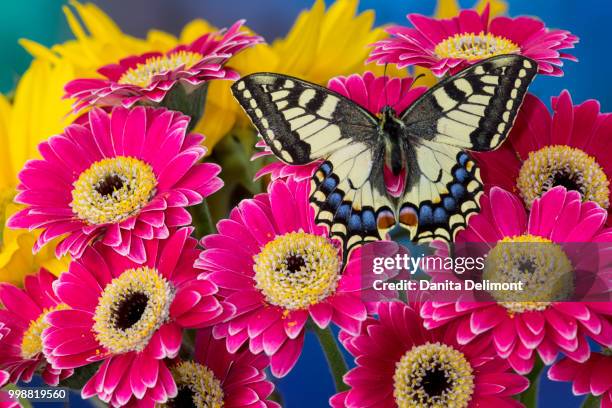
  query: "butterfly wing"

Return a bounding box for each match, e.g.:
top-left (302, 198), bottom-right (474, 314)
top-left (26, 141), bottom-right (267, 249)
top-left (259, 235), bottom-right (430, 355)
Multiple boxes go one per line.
top-left (398, 55), bottom-right (537, 242)
top-left (232, 73), bottom-right (395, 256)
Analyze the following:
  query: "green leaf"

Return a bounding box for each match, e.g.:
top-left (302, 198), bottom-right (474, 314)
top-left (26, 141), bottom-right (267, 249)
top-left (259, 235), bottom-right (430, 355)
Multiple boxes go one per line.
top-left (59, 362), bottom-right (101, 390)
top-left (581, 395), bottom-right (601, 408)
top-left (160, 83), bottom-right (208, 132)
top-left (518, 356), bottom-right (544, 408)
top-left (206, 128), bottom-right (267, 223)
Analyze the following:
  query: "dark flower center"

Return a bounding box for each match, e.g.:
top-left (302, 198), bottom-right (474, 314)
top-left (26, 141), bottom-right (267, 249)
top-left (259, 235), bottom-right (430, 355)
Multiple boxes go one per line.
top-left (517, 258), bottom-right (537, 274)
top-left (547, 170), bottom-right (583, 194)
top-left (285, 254), bottom-right (306, 273)
top-left (167, 387), bottom-right (197, 408)
top-left (420, 365), bottom-right (452, 399)
top-left (113, 292), bottom-right (149, 330)
top-left (95, 174), bottom-right (126, 197)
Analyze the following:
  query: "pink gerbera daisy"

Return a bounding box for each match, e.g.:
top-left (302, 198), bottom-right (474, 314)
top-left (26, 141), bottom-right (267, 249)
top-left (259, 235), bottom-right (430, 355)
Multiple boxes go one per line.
top-left (65, 20), bottom-right (261, 112)
top-left (8, 106), bottom-right (222, 262)
top-left (369, 5), bottom-right (578, 76)
top-left (330, 301), bottom-right (529, 408)
top-left (255, 72), bottom-right (427, 197)
top-left (548, 351), bottom-right (612, 408)
top-left (0, 269), bottom-right (73, 385)
top-left (474, 90), bottom-right (612, 223)
top-left (42, 228), bottom-right (231, 407)
top-left (421, 186), bottom-right (612, 374)
top-left (196, 177), bottom-right (369, 377)
top-left (0, 324), bottom-right (20, 408)
top-left (136, 329), bottom-right (280, 408)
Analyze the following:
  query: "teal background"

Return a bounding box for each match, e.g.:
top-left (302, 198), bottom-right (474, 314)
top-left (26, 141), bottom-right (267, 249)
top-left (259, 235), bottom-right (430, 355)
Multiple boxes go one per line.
top-left (2, 1), bottom-right (610, 407)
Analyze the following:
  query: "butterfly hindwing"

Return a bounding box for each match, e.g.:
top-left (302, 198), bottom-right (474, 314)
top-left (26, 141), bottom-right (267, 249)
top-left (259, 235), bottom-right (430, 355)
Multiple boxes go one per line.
top-left (231, 73), bottom-right (378, 164)
top-left (310, 145), bottom-right (396, 255)
top-left (399, 148), bottom-right (482, 242)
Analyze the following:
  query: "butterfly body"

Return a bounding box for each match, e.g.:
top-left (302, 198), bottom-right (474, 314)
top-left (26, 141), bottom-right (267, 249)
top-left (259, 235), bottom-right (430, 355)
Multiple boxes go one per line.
top-left (378, 106), bottom-right (410, 177)
top-left (232, 55), bottom-right (537, 257)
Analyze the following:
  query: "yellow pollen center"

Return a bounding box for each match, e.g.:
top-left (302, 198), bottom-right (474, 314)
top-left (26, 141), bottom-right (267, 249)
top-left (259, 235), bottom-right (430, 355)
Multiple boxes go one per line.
top-left (21, 304), bottom-right (69, 360)
top-left (71, 156), bottom-right (157, 225)
top-left (93, 267), bottom-right (174, 354)
top-left (434, 32), bottom-right (519, 61)
top-left (118, 51), bottom-right (204, 88)
top-left (253, 231), bottom-right (340, 310)
top-left (161, 361), bottom-right (224, 408)
top-left (517, 145), bottom-right (609, 209)
top-left (393, 342), bottom-right (474, 408)
top-left (483, 235), bottom-right (574, 313)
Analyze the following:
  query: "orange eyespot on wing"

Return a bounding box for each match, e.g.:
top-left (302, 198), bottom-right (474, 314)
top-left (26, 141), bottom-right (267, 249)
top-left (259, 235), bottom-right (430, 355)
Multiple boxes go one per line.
top-left (399, 207), bottom-right (418, 227)
top-left (377, 209), bottom-right (397, 231)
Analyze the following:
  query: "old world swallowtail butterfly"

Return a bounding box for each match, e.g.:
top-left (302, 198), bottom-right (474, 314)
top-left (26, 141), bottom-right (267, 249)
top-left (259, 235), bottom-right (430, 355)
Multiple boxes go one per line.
top-left (231, 55), bottom-right (537, 257)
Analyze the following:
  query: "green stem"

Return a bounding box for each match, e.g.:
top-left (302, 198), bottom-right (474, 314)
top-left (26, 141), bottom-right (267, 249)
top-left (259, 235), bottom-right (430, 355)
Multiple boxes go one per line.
top-left (581, 395), bottom-right (601, 408)
top-left (312, 325), bottom-right (349, 392)
top-left (180, 329), bottom-right (197, 359)
top-left (519, 357), bottom-right (544, 408)
top-left (189, 199), bottom-right (215, 239)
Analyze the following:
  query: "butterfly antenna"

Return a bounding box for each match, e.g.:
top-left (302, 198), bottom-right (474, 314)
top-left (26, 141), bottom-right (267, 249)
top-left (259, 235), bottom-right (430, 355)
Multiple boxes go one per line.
top-left (411, 73), bottom-right (426, 89)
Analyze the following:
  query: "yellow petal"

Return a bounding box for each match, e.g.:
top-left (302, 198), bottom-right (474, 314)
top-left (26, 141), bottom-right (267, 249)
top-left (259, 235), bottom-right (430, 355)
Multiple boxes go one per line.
top-left (435, 0), bottom-right (461, 19)
top-left (0, 96), bottom-right (12, 190)
top-left (194, 81), bottom-right (237, 151)
top-left (475, 0), bottom-right (508, 17)
top-left (179, 19), bottom-right (217, 43)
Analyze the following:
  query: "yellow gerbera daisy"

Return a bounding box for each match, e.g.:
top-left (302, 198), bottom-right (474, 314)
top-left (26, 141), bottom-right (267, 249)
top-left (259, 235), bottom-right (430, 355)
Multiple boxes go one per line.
top-left (0, 61), bottom-right (73, 285)
top-left (208, 0), bottom-right (404, 138)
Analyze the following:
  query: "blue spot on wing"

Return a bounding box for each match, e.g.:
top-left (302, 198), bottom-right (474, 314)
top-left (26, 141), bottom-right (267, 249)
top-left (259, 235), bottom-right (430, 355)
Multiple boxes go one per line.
top-left (419, 205), bottom-right (434, 225)
top-left (433, 207), bottom-right (447, 224)
top-left (327, 192), bottom-right (342, 212)
top-left (321, 177), bottom-right (337, 194)
top-left (450, 184), bottom-right (466, 199)
top-left (362, 210), bottom-right (376, 233)
top-left (443, 197), bottom-right (456, 211)
top-left (455, 168), bottom-right (469, 183)
top-left (320, 162), bottom-right (332, 175)
top-left (336, 204), bottom-right (351, 222)
top-left (348, 214), bottom-right (362, 233)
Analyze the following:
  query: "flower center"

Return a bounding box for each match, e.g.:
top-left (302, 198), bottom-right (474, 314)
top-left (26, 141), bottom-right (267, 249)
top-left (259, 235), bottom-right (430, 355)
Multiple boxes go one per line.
top-left (253, 231), bottom-right (340, 310)
top-left (71, 156), bottom-right (157, 225)
top-left (21, 304), bottom-right (68, 360)
top-left (518, 145), bottom-right (609, 209)
top-left (162, 361), bottom-right (224, 408)
top-left (393, 342), bottom-right (474, 408)
top-left (483, 235), bottom-right (574, 313)
top-left (93, 267), bottom-right (174, 354)
top-left (118, 51), bottom-right (204, 88)
top-left (434, 32), bottom-right (519, 61)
